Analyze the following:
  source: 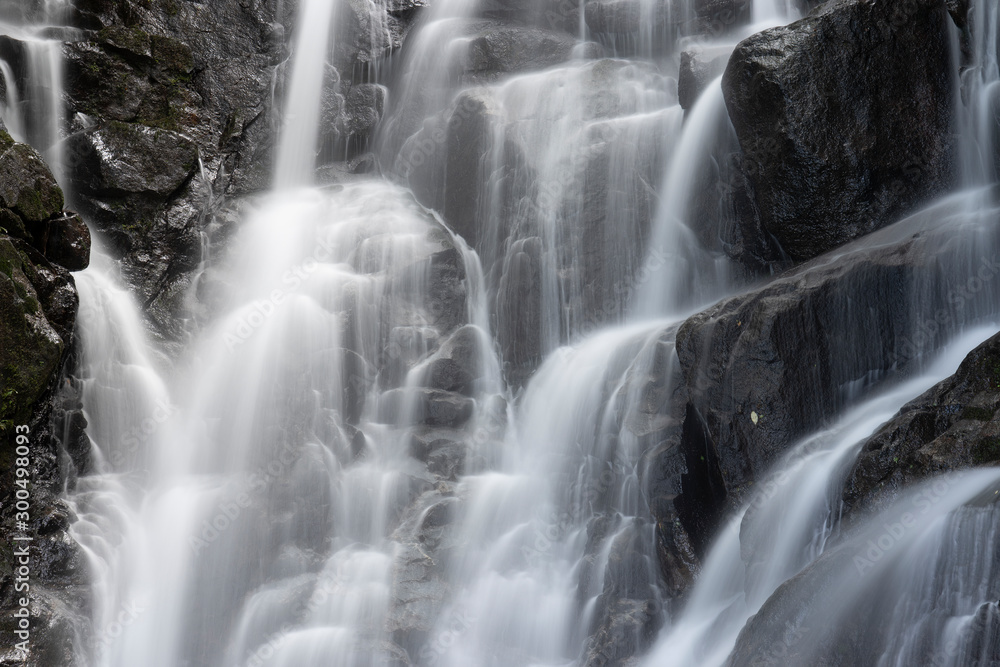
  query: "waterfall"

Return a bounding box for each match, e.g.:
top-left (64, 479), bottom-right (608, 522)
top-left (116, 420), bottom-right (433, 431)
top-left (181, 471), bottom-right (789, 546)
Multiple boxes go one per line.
top-left (274, 0), bottom-right (342, 187)
top-left (2, 0), bottom-right (998, 664)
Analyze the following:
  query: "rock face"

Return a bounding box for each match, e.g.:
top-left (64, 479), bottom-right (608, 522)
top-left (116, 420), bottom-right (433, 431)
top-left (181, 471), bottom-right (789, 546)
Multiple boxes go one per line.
top-left (842, 329), bottom-right (1000, 518)
top-left (0, 128), bottom-right (88, 431)
top-left (725, 331), bottom-right (1000, 667)
top-left (55, 0), bottom-right (427, 344)
top-left (673, 195), bottom-right (999, 510)
top-left (677, 45), bottom-right (731, 110)
top-left (58, 1), bottom-right (284, 343)
top-left (723, 0), bottom-right (958, 262)
top-left (0, 130), bottom-right (90, 667)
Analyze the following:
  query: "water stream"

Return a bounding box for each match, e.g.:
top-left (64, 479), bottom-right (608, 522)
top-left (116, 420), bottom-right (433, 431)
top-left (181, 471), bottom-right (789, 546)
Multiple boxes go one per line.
top-left (3, 0), bottom-right (1000, 664)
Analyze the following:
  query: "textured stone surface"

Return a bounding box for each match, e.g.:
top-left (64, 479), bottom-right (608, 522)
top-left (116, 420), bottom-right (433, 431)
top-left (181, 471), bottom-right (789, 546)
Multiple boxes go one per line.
top-left (723, 0), bottom-right (958, 261)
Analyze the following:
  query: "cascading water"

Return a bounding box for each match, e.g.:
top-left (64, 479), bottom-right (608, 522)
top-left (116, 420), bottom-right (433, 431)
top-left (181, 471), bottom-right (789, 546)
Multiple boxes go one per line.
top-left (2, 0), bottom-right (995, 663)
top-left (642, 324), bottom-right (1000, 667)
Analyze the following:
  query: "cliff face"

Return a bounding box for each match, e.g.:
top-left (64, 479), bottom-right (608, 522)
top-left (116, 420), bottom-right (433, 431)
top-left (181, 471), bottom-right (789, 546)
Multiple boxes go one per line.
top-left (0, 124), bottom-right (90, 667)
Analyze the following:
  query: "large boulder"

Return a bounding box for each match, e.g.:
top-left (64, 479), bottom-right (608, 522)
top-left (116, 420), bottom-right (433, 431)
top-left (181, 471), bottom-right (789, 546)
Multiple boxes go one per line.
top-left (677, 45), bottom-right (731, 110)
top-left (0, 128), bottom-right (89, 272)
top-left (675, 196), bottom-right (1000, 506)
top-left (462, 24), bottom-right (587, 81)
top-left (842, 329), bottom-right (1000, 518)
top-left (723, 0), bottom-right (958, 262)
top-left (68, 122), bottom-right (198, 201)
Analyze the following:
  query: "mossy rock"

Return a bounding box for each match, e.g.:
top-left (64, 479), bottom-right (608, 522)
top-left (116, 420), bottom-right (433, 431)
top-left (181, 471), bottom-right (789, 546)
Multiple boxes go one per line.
top-left (0, 238), bottom-right (65, 436)
top-left (972, 437), bottom-right (1000, 465)
top-left (97, 24), bottom-right (153, 59)
top-left (0, 129), bottom-right (64, 228)
top-left (150, 34), bottom-right (194, 77)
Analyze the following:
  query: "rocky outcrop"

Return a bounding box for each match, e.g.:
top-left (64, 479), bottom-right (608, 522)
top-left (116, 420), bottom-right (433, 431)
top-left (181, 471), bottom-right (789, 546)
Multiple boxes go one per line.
top-left (842, 329), bottom-right (1000, 518)
top-left (0, 129), bottom-right (90, 667)
top-left (725, 326), bottom-right (1000, 666)
top-left (677, 45), bottom-right (730, 110)
top-left (55, 2), bottom-right (282, 344)
top-left (463, 24), bottom-right (587, 81)
top-left (52, 0), bottom-right (420, 344)
top-left (674, 195), bottom-right (999, 509)
top-left (723, 0), bottom-right (958, 262)
top-left (582, 516), bottom-right (665, 667)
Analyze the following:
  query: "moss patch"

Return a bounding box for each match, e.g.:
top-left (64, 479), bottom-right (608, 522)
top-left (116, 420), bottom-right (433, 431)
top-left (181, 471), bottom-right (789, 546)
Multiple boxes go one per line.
top-left (960, 405), bottom-right (996, 421)
top-left (973, 437), bottom-right (1000, 465)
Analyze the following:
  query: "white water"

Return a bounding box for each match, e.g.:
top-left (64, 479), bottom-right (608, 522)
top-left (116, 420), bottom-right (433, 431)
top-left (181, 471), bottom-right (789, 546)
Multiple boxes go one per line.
top-left (0, 0), bottom-right (996, 664)
top-left (274, 0), bottom-right (342, 187)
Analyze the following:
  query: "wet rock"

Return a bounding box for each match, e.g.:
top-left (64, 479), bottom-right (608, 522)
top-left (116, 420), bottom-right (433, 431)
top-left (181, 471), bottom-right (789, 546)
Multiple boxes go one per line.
top-left (463, 24), bottom-right (584, 82)
top-left (62, 0), bottom-right (285, 343)
top-left (389, 488), bottom-right (461, 652)
top-left (675, 198), bottom-right (1000, 505)
top-left (40, 213), bottom-right (91, 272)
top-left (0, 232), bottom-right (85, 667)
top-left (0, 238), bottom-right (71, 430)
top-left (496, 236), bottom-right (544, 388)
top-left (382, 326), bottom-right (441, 389)
top-left (379, 388), bottom-right (476, 428)
top-left (68, 122), bottom-right (198, 200)
top-left (694, 0), bottom-right (751, 36)
top-left (583, 518), bottom-right (664, 666)
top-left (410, 428), bottom-right (468, 479)
top-left (398, 88), bottom-right (513, 251)
top-left (419, 326), bottom-right (486, 396)
top-left (842, 329), bottom-right (1000, 518)
top-left (339, 83), bottom-right (387, 153)
top-left (583, 0), bottom-right (673, 51)
top-left (723, 0), bottom-right (958, 261)
top-left (677, 45), bottom-right (731, 110)
top-left (425, 246), bottom-right (469, 337)
top-left (0, 129), bottom-right (64, 238)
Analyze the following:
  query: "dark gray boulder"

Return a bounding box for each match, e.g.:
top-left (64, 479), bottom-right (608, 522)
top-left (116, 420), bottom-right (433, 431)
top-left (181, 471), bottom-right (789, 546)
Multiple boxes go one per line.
top-left (379, 388), bottom-right (476, 428)
top-left (677, 45), bottom-right (730, 110)
top-left (723, 0), bottom-right (958, 261)
top-left (418, 326), bottom-right (487, 396)
top-left (842, 329), bottom-right (1000, 519)
top-left (69, 122), bottom-right (198, 201)
top-left (675, 197), bottom-right (1000, 504)
top-left (462, 24), bottom-right (587, 82)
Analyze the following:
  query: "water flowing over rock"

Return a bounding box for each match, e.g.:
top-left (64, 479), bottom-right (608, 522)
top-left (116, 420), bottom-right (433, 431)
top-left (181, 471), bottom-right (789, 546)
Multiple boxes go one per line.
top-left (843, 329), bottom-right (1000, 517)
top-left (675, 196), bottom-right (1000, 504)
top-left (3, 0), bottom-right (1000, 665)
